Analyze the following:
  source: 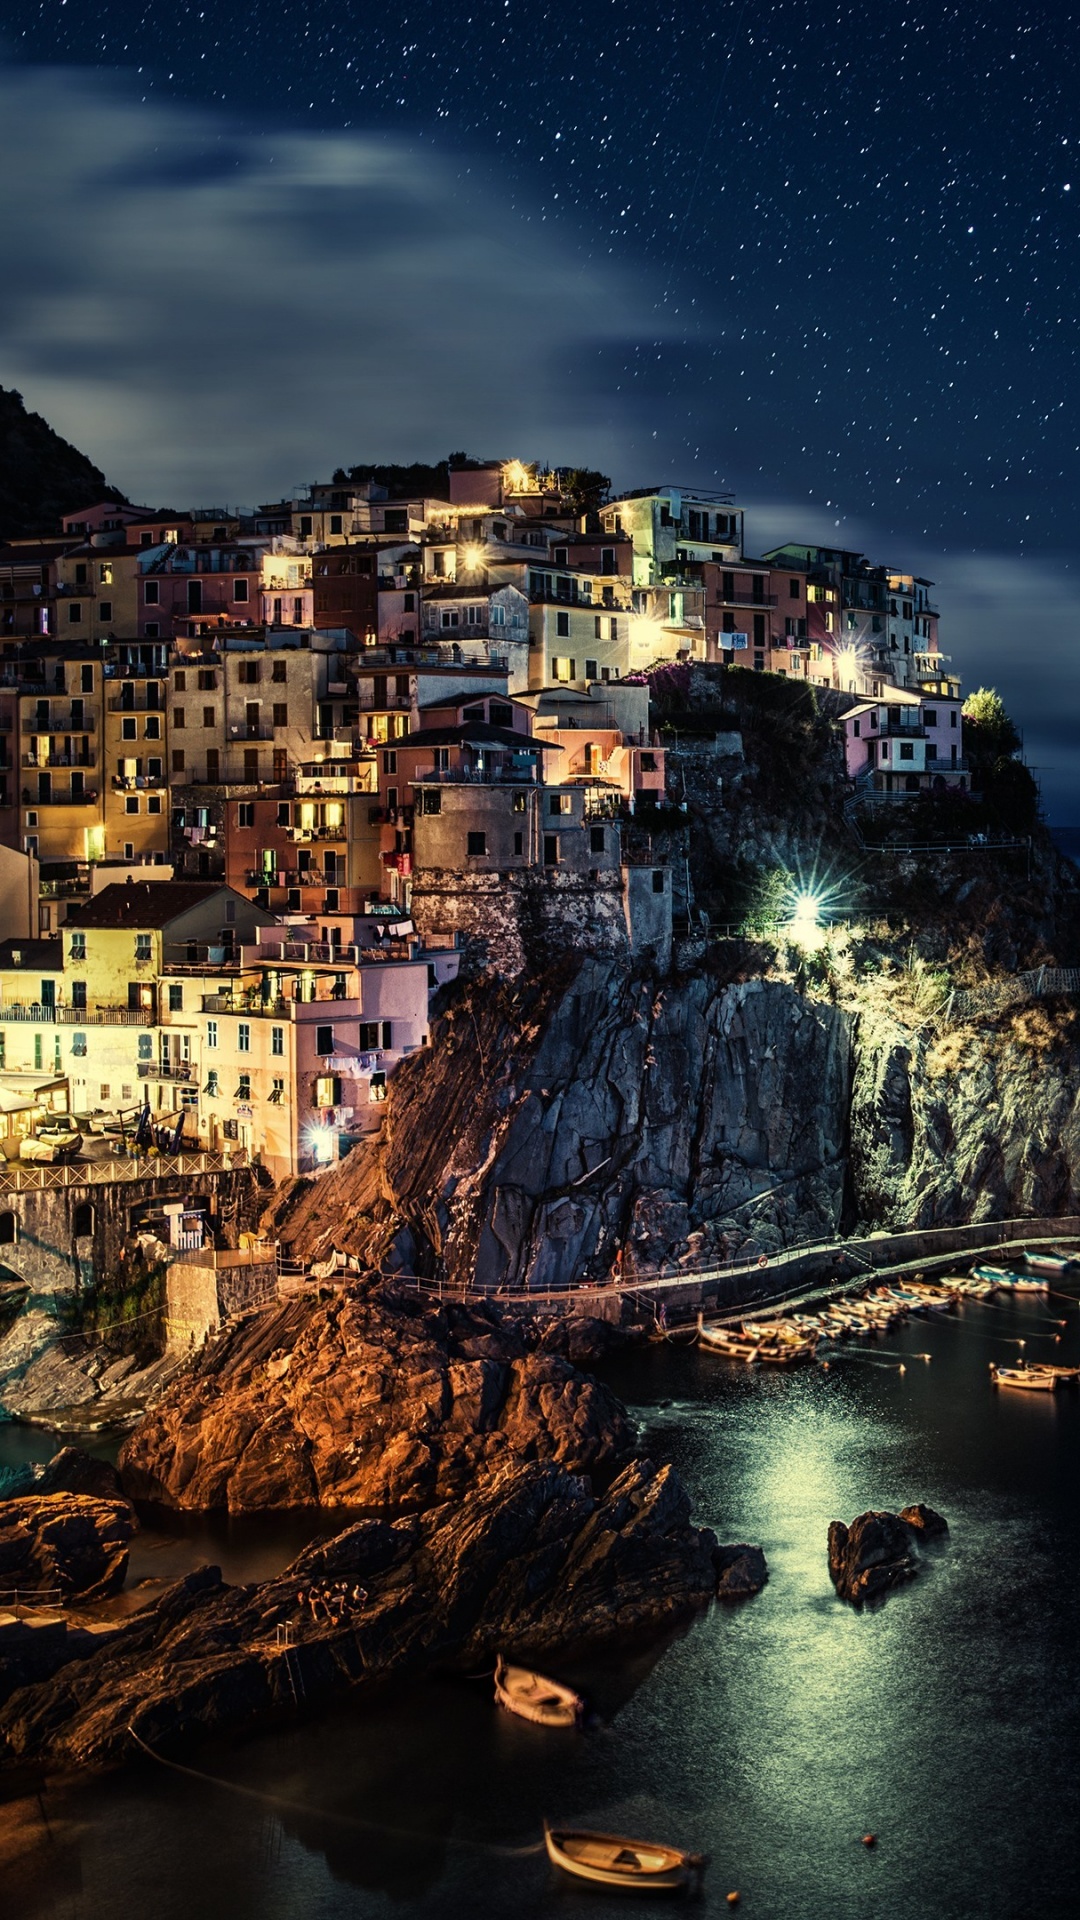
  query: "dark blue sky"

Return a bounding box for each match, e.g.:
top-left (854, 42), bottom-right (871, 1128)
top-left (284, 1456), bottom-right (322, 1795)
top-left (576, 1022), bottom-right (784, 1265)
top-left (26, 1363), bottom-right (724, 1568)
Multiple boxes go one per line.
top-left (3, 2), bottom-right (1079, 811)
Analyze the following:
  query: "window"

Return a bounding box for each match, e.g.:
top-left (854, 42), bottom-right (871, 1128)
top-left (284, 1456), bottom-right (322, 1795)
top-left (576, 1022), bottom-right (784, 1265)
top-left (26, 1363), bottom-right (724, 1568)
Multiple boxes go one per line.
top-left (236, 1073), bottom-right (251, 1101)
top-left (543, 834), bottom-right (559, 866)
top-left (556, 610), bottom-right (570, 637)
top-left (315, 1024), bottom-right (334, 1056)
top-left (144, 580), bottom-right (159, 604)
top-left (137, 1032), bottom-right (153, 1061)
top-left (585, 659), bottom-right (598, 680)
top-left (205, 1069), bottom-right (219, 1096)
top-left (590, 827), bottom-right (605, 853)
top-left (100, 601), bottom-right (113, 622)
top-left (466, 831), bottom-right (487, 856)
top-left (513, 830), bottom-right (523, 855)
top-left (271, 1026), bottom-right (284, 1057)
top-left (72, 981), bottom-right (86, 1010)
top-left (203, 706), bottom-right (215, 728)
top-left (206, 748), bottom-right (220, 781)
top-left (790, 579), bottom-right (800, 598)
top-left (490, 603), bottom-right (506, 627)
top-left (172, 749), bottom-right (185, 773)
top-left (233, 578), bottom-right (249, 602)
top-left (206, 1020), bottom-right (218, 1049)
top-left (923, 710), bottom-right (938, 728)
top-left (899, 743), bottom-right (915, 761)
top-left (359, 1022), bottom-right (380, 1049)
top-left (552, 657), bottom-right (576, 682)
top-left (237, 802), bottom-right (254, 828)
top-left (267, 659), bottom-right (287, 685)
top-left (144, 714), bottom-right (161, 740)
top-left (69, 932), bottom-right (86, 961)
top-left (277, 801), bottom-right (291, 826)
top-left (121, 717), bottom-right (137, 741)
top-left (0, 1212), bottom-right (16, 1245)
top-left (440, 609), bottom-right (459, 629)
top-left (125, 796), bottom-right (140, 814)
top-left (549, 793), bottom-right (572, 815)
top-left (239, 661), bottom-right (259, 684)
top-left (652, 869), bottom-right (666, 894)
top-left (71, 1032), bottom-right (87, 1058)
top-left (237, 1022), bottom-right (251, 1052)
top-left (753, 614), bottom-right (766, 645)
top-left (135, 934), bottom-right (151, 961)
top-left (273, 703), bottom-right (288, 728)
top-left (81, 665), bottom-right (93, 692)
top-left (419, 788), bottom-right (441, 814)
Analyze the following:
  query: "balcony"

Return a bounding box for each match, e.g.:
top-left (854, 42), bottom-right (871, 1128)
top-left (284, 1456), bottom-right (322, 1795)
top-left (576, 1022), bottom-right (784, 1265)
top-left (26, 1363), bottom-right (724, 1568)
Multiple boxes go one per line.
top-left (707, 592), bottom-right (777, 609)
top-left (138, 1060), bottom-right (194, 1081)
top-left (112, 773), bottom-right (166, 791)
top-left (286, 823), bottom-right (346, 842)
top-left (164, 946), bottom-right (242, 971)
top-left (0, 1004), bottom-right (146, 1024)
top-left (21, 713), bottom-right (97, 733)
top-left (413, 764), bottom-right (539, 785)
top-left (23, 753), bottom-right (96, 769)
top-left (21, 788), bottom-right (98, 806)
top-left (228, 724), bottom-right (275, 741)
top-left (106, 694), bottom-right (163, 712)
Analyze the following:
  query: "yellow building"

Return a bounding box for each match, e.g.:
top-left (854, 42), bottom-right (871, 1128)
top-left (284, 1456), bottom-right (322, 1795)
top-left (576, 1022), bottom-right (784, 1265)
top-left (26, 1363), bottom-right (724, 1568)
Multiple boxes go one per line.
top-left (17, 645), bottom-right (106, 867)
top-left (54, 545), bottom-right (141, 643)
top-left (102, 651), bottom-right (170, 862)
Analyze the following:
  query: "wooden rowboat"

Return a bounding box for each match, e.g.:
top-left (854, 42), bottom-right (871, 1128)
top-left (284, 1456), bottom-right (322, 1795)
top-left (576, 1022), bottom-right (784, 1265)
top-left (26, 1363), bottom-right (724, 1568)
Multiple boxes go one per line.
top-left (494, 1659), bottom-right (583, 1728)
top-left (1021, 1250), bottom-right (1071, 1277)
top-left (990, 1364), bottom-right (1058, 1392)
top-left (543, 1822), bottom-right (705, 1892)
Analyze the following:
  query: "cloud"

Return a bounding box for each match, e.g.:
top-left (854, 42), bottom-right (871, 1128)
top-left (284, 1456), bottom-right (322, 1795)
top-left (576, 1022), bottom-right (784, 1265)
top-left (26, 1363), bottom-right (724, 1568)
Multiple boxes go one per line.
top-left (0, 62), bottom-right (664, 503)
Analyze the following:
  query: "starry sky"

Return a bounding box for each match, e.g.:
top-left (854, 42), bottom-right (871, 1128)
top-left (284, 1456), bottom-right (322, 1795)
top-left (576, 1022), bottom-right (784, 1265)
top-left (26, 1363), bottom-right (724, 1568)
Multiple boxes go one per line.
top-left (2, 3), bottom-right (1079, 815)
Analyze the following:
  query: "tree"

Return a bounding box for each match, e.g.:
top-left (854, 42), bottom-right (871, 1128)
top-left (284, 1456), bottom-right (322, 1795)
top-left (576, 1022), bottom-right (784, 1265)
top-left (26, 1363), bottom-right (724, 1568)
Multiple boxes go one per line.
top-left (962, 687), bottom-right (1021, 758)
top-left (560, 468), bottom-right (611, 517)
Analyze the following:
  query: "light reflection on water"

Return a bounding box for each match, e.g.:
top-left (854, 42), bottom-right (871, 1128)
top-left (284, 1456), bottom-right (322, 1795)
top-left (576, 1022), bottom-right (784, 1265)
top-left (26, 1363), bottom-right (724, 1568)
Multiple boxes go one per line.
top-left (3, 1292), bottom-right (1080, 1917)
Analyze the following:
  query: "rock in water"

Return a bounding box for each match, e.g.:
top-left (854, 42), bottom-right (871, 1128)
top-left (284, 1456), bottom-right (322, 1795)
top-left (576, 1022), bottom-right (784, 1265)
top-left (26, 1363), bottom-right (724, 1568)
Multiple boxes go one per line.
top-left (827, 1510), bottom-right (919, 1604)
top-left (35, 1448), bottom-right (125, 1503)
top-left (0, 1494), bottom-right (135, 1602)
top-left (898, 1502), bottom-right (949, 1538)
top-left (714, 1543), bottom-right (768, 1598)
top-left (119, 1282), bottom-right (635, 1514)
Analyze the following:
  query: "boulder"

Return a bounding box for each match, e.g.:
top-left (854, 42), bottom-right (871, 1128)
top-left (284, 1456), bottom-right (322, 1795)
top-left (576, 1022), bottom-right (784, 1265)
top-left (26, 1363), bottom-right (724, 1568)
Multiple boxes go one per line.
top-left (35, 1448), bottom-right (125, 1503)
top-left (828, 1510), bottom-right (918, 1604)
top-left (0, 1494), bottom-right (135, 1603)
top-left (714, 1543), bottom-right (768, 1598)
top-left (119, 1282), bottom-right (635, 1514)
top-left (0, 1457), bottom-right (718, 1774)
top-left (898, 1502), bottom-right (949, 1538)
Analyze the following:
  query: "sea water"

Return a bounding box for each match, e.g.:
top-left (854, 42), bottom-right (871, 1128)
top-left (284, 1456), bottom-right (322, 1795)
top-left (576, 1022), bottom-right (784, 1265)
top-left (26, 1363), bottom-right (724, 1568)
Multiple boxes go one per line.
top-left (3, 1288), bottom-right (1080, 1918)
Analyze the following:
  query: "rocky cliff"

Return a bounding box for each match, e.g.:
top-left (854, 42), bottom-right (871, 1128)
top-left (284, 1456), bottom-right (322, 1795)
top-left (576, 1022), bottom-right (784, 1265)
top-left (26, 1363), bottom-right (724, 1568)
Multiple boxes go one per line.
top-left (269, 943), bottom-right (1080, 1288)
top-left (0, 385), bottom-right (124, 539)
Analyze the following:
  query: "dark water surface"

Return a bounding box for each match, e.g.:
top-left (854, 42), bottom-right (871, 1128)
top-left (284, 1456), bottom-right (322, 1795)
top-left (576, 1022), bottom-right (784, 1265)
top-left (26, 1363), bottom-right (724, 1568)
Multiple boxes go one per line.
top-left (5, 1289), bottom-right (1080, 1918)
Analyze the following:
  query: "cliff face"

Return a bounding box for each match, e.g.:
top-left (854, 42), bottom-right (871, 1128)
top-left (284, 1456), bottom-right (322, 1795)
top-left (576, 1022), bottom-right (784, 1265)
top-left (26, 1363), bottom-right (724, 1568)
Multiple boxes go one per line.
top-left (273, 955), bottom-right (1080, 1284)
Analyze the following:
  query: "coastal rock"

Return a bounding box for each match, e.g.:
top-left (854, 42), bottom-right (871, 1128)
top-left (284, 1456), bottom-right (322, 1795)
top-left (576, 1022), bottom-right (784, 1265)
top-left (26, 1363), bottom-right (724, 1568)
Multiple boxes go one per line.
top-left (898, 1502), bottom-right (949, 1538)
top-left (827, 1511), bottom-right (919, 1605)
top-left (34, 1448), bottom-right (126, 1503)
top-left (714, 1542), bottom-right (768, 1598)
top-left (119, 1282), bottom-right (635, 1514)
top-left (0, 1458), bottom-right (718, 1773)
top-left (0, 1494), bottom-right (135, 1602)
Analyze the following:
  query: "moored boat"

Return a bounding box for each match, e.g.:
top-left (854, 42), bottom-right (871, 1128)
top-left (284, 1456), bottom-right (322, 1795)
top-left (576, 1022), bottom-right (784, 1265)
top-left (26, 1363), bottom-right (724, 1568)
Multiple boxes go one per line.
top-left (990, 1363), bottom-right (1058, 1392)
top-left (495, 1659), bottom-right (584, 1728)
top-left (995, 1273), bottom-right (1049, 1295)
top-left (973, 1264), bottom-right (1015, 1284)
top-left (1021, 1250), bottom-right (1072, 1277)
top-left (696, 1316), bottom-right (760, 1359)
top-left (543, 1822), bottom-right (706, 1892)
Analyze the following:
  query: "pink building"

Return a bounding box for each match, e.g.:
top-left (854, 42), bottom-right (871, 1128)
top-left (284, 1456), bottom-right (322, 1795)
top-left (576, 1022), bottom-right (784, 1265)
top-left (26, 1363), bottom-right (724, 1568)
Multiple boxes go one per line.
top-left (843, 689), bottom-right (967, 797)
top-left (139, 544), bottom-right (263, 639)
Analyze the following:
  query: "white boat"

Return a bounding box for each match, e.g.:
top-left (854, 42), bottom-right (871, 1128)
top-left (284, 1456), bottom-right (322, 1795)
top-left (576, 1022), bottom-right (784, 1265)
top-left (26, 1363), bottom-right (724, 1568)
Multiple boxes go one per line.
top-left (494, 1660), bottom-right (584, 1729)
top-left (697, 1316), bottom-right (760, 1359)
top-left (990, 1364), bottom-right (1058, 1392)
top-left (543, 1822), bottom-right (705, 1892)
top-left (995, 1274), bottom-right (1049, 1295)
top-left (1022, 1250), bottom-right (1071, 1277)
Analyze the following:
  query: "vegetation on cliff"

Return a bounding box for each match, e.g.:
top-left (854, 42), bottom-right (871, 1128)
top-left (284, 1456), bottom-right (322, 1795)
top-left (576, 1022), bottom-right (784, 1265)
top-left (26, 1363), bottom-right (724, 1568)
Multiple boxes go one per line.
top-left (0, 385), bottom-right (124, 539)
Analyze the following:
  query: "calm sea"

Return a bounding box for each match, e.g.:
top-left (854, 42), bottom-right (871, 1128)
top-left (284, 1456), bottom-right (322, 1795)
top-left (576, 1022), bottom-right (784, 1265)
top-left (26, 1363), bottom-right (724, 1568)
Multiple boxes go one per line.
top-left (4, 1286), bottom-right (1080, 1918)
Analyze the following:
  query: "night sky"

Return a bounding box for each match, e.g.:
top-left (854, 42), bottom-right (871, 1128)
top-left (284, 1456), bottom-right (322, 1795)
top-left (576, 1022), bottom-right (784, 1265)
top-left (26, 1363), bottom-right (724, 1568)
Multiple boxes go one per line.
top-left (3, 4), bottom-right (1079, 815)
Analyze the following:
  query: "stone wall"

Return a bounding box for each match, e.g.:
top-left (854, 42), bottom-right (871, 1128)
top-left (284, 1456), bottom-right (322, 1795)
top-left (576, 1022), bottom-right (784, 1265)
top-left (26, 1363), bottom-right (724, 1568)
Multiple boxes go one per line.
top-left (411, 867), bottom-right (635, 976)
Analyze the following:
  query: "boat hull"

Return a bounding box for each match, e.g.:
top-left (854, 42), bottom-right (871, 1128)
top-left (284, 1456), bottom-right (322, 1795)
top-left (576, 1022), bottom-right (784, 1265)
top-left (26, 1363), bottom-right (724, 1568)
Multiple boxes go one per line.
top-left (544, 1825), bottom-right (698, 1892)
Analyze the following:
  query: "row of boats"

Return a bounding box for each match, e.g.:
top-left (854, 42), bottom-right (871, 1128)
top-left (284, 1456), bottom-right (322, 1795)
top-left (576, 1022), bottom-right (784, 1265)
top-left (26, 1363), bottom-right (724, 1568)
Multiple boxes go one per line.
top-left (693, 1247), bottom-right (1077, 1371)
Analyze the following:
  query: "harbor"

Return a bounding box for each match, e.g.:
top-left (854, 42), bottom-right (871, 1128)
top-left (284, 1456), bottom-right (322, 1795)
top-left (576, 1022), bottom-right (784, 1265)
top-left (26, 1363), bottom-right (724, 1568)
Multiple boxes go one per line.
top-left (6, 1252), bottom-right (1080, 1918)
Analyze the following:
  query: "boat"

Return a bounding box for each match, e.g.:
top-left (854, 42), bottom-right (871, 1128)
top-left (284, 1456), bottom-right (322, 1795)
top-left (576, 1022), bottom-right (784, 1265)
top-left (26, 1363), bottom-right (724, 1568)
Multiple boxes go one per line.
top-left (973, 1264), bottom-right (1015, 1284)
top-left (543, 1822), bottom-right (706, 1892)
top-left (994, 1273), bottom-right (1049, 1295)
top-left (494, 1660), bottom-right (584, 1728)
top-left (755, 1339), bottom-right (817, 1366)
top-left (990, 1364), bottom-right (1058, 1392)
top-left (696, 1317), bottom-right (760, 1360)
top-left (1022, 1250), bottom-right (1072, 1277)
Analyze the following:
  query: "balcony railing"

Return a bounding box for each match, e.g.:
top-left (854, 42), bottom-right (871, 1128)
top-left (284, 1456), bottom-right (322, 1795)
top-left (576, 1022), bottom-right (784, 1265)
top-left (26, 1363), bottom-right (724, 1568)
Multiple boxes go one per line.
top-left (106, 694), bottom-right (163, 712)
top-left (0, 1004), bottom-right (146, 1024)
top-left (21, 788), bottom-right (98, 806)
top-left (21, 714), bottom-right (97, 733)
top-left (112, 774), bottom-right (166, 790)
top-left (23, 754), bottom-right (96, 769)
top-left (707, 592), bottom-right (777, 609)
top-left (286, 824), bottom-right (346, 841)
top-left (227, 724), bottom-right (276, 741)
top-left (138, 1060), bottom-right (194, 1080)
top-left (412, 764), bottom-right (539, 784)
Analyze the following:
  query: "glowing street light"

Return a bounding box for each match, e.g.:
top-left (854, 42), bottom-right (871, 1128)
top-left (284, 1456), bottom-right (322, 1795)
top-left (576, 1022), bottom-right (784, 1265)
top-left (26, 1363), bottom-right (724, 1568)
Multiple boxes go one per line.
top-left (459, 542), bottom-right (486, 570)
top-left (786, 885), bottom-right (828, 952)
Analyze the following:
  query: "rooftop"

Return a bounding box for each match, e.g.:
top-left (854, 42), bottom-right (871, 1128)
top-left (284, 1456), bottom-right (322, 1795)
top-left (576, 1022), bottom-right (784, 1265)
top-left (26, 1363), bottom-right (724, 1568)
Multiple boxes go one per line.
top-left (66, 881), bottom-right (233, 929)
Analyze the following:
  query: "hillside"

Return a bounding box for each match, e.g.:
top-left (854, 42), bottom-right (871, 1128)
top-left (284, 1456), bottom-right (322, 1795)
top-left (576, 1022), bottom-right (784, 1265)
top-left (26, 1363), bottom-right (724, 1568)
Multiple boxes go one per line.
top-left (0, 385), bottom-right (124, 539)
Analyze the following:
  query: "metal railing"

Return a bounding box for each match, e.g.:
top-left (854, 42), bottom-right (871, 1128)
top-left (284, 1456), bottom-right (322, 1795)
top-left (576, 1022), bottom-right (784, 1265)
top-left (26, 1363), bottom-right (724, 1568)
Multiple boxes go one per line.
top-left (0, 1005), bottom-right (145, 1024)
top-left (138, 1060), bottom-right (193, 1080)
